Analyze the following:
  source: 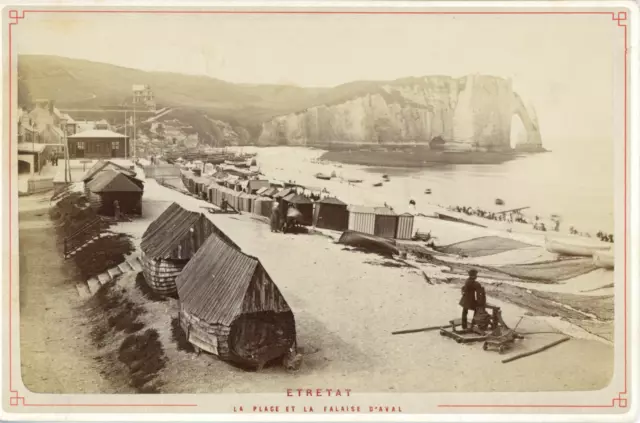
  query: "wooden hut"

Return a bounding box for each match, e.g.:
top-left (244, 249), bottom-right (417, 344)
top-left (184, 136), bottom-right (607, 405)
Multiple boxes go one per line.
top-left (140, 203), bottom-right (239, 296)
top-left (313, 197), bottom-right (348, 231)
top-left (396, 213), bottom-right (415, 240)
top-left (86, 169), bottom-right (143, 216)
top-left (176, 235), bottom-right (296, 370)
top-left (373, 207), bottom-right (398, 239)
top-left (82, 160), bottom-right (136, 197)
top-left (245, 180), bottom-right (270, 195)
top-left (347, 205), bottom-right (376, 235)
top-left (282, 194), bottom-right (313, 226)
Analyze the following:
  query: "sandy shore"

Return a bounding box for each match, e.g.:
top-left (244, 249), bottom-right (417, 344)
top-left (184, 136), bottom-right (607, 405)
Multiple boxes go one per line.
top-left (17, 168), bottom-right (614, 394)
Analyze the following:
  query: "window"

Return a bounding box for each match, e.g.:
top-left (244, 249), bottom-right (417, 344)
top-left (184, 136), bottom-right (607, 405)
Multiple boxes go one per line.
top-left (77, 142), bottom-right (85, 150)
top-left (112, 141), bottom-right (120, 150)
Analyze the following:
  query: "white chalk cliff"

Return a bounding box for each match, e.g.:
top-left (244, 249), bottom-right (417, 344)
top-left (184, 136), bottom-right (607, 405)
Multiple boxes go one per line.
top-left (257, 75), bottom-right (543, 151)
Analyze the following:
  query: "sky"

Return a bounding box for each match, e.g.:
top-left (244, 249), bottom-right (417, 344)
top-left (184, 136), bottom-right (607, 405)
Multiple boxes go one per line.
top-left (15, 11), bottom-right (623, 149)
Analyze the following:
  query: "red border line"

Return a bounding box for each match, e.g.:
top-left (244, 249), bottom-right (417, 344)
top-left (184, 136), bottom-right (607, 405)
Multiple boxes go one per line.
top-left (6, 9), bottom-right (629, 411)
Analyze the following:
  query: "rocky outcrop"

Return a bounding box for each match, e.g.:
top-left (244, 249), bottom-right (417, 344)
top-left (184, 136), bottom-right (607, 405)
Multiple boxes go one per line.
top-left (258, 75), bottom-right (542, 151)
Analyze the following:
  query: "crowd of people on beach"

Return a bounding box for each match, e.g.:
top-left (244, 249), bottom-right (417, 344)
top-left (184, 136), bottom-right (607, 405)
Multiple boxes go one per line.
top-left (449, 205), bottom-right (532, 225)
top-left (449, 204), bottom-right (613, 241)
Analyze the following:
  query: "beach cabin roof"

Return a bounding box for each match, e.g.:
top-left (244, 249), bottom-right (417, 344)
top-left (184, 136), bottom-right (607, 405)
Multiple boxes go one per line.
top-left (374, 207), bottom-right (397, 216)
top-left (274, 188), bottom-right (294, 199)
top-left (348, 205), bottom-right (376, 214)
top-left (141, 203), bottom-right (206, 260)
top-left (175, 235), bottom-right (291, 326)
top-left (283, 194), bottom-right (313, 205)
top-left (141, 203), bottom-right (240, 260)
top-left (87, 170), bottom-right (143, 194)
top-left (82, 160), bottom-right (136, 182)
top-left (317, 197), bottom-right (347, 206)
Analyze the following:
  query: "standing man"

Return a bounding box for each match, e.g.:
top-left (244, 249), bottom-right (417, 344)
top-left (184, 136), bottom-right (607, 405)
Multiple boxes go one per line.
top-left (459, 269), bottom-right (482, 330)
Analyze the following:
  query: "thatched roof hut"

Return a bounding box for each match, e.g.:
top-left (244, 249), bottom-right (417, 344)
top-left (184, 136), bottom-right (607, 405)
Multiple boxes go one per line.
top-left (175, 235), bottom-right (296, 370)
top-left (140, 202), bottom-right (238, 296)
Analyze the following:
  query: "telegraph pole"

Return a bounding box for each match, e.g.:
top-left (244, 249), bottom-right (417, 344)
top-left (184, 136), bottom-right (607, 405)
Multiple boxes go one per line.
top-left (133, 103), bottom-right (137, 160)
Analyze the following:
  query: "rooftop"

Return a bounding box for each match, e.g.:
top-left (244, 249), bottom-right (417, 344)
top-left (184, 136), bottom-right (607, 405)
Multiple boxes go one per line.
top-left (68, 129), bottom-right (128, 139)
top-left (17, 143), bottom-right (47, 153)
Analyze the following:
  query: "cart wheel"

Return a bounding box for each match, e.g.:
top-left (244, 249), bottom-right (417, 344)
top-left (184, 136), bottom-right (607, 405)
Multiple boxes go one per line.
top-left (482, 342), bottom-right (488, 351)
top-left (499, 345), bottom-right (506, 354)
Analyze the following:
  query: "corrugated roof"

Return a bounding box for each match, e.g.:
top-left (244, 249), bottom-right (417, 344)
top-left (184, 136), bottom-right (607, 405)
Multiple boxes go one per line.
top-left (141, 203), bottom-right (240, 260)
top-left (374, 207), bottom-right (397, 216)
top-left (68, 129), bottom-right (128, 139)
top-left (141, 203), bottom-right (203, 259)
top-left (318, 197), bottom-right (347, 206)
top-left (87, 169), bottom-right (143, 193)
top-left (348, 205), bottom-right (376, 214)
top-left (175, 235), bottom-right (291, 325)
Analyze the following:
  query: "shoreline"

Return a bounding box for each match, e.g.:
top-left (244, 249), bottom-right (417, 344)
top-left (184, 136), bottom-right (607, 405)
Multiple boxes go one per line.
top-left (317, 146), bottom-right (548, 168)
top-left (18, 169), bottom-right (613, 393)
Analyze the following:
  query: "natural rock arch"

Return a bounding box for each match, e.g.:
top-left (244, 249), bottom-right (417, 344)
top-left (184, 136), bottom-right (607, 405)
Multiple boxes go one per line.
top-left (511, 92), bottom-right (542, 151)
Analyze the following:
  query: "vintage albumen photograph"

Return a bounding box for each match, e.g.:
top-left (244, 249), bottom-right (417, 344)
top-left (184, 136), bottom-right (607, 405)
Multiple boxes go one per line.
top-left (3, 2), bottom-right (635, 416)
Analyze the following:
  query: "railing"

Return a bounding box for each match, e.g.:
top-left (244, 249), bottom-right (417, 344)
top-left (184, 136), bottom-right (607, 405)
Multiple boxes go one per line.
top-left (63, 217), bottom-right (105, 258)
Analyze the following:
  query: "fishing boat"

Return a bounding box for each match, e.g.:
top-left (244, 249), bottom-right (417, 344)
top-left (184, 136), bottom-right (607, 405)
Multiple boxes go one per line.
top-left (347, 179), bottom-right (363, 183)
top-left (495, 198), bottom-right (505, 206)
top-left (382, 174), bottom-right (390, 180)
top-left (315, 173), bottom-right (332, 180)
top-left (545, 237), bottom-right (612, 257)
top-left (373, 182), bottom-right (383, 187)
top-left (592, 249), bottom-right (614, 269)
top-left (424, 189), bottom-right (432, 194)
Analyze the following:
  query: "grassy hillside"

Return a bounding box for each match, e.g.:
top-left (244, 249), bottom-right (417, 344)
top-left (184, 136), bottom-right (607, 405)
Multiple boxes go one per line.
top-left (18, 55), bottom-right (453, 126)
top-left (18, 55), bottom-right (329, 125)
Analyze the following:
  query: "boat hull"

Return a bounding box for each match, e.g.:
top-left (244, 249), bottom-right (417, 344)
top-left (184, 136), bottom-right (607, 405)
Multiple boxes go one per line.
top-left (545, 238), bottom-right (612, 258)
top-left (592, 249), bottom-right (614, 269)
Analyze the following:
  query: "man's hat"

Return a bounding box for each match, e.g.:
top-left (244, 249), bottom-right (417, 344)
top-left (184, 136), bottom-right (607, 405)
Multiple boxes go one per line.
top-left (468, 269), bottom-right (478, 276)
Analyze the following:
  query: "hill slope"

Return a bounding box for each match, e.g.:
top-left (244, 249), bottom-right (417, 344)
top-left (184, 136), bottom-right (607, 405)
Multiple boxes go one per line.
top-left (18, 55), bottom-right (542, 150)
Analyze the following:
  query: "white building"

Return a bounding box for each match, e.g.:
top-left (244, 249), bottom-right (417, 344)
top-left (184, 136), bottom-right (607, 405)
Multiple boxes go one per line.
top-left (132, 84), bottom-right (156, 111)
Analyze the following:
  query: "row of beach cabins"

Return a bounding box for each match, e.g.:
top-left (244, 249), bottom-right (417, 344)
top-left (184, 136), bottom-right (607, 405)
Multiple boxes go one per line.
top-left (63, 160), bottom-right (298, 372)
top-left (179, 170), bottom-right (416, 240)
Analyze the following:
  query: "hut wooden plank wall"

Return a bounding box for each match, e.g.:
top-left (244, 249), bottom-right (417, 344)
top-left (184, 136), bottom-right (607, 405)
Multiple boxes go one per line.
top-left (176, 235), bottom-right (296, 370)
top-left (313, 197), bottom-right (348, 231)
top-left (396, 213), bottom-right (415, 240)
top-left (347, 206), bottom-right (376, 235)
top-left (373, 207), bottom-right (398, 239)
top-left (140, 202), bottom-right (240, 296)
top-left (86, 169), bottom-right (143, 216)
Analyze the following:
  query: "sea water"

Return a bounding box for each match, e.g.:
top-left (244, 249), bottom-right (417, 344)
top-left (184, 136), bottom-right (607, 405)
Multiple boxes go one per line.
top-left (237, 143), bottom-right (615, 235)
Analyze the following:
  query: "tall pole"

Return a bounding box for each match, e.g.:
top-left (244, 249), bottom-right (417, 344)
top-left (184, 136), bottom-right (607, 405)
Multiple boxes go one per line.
top-left (133, 103), bottom-right (136, 160)
top-left (124, 109), bottom-right (128, 160)
top-left (64, 130), bottom-right (70, 183)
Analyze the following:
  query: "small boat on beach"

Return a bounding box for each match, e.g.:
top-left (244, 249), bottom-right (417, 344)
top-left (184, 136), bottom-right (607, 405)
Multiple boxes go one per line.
top-left (592, 249), bottom-right (614, 269)
top-left (382, 174), bottom-right (390, 180)
top-left (545, 237), bottom-right (612, 258)
top-left (495, 198), bottom-right (505, 206)
top-left (424, 189), bottom-right (432, 194)
top-left (373, 182), bottom-right (383, 187)
top-left (347, 179), bottom-right (363, 183)
top-left (315, 173), bottom-right (332, 180)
